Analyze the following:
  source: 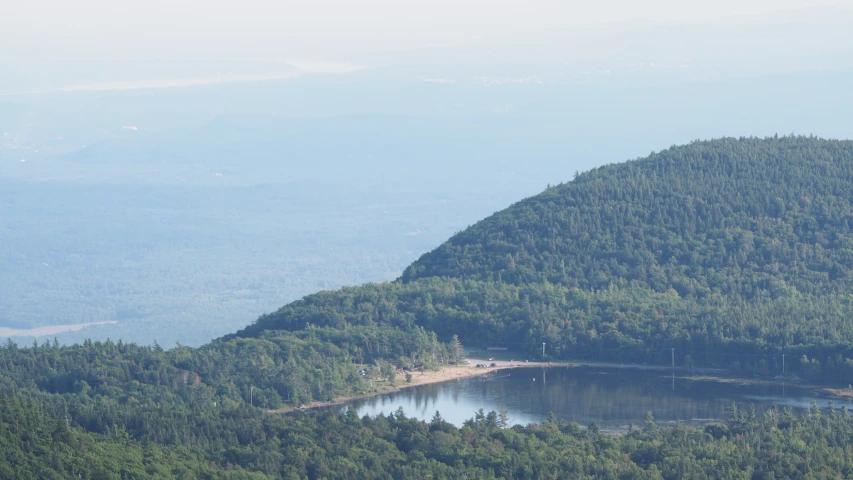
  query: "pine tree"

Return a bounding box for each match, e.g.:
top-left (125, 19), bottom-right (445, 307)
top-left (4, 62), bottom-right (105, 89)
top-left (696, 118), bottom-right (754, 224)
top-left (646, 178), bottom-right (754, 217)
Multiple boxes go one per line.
top-left (450, 335), bottom-right (463, 366)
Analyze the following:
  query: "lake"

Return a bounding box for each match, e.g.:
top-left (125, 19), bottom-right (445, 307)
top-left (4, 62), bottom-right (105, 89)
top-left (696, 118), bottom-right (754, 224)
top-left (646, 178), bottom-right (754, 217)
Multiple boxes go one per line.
top-left (342, 366), bottom-right (852, 431)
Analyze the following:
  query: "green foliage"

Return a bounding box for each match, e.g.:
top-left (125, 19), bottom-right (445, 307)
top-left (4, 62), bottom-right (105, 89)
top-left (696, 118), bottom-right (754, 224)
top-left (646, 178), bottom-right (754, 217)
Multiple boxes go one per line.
top-left (406, 136), bottom-right (853, 296)
top-left (240, 137), bottom-right (853, 382)
top-left (0, 393), bottom-right (268, 479)
top-left (7, 136), bottom-right (853, 477)
top-left (6, 384), bottom-right (853, 479)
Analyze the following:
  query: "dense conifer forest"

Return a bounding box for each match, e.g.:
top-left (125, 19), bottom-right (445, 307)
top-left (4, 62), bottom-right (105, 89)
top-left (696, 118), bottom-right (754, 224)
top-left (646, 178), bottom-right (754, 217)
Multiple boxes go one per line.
top-left (6, 388), bottom-right (853, 479)
top-left (5, 136), bottom-right (853, 477)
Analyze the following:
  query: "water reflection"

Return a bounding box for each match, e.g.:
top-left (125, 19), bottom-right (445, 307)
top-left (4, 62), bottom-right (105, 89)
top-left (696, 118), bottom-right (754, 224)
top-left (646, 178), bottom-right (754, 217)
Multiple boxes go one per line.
top-left (342, 366), bottom-right (853, 431)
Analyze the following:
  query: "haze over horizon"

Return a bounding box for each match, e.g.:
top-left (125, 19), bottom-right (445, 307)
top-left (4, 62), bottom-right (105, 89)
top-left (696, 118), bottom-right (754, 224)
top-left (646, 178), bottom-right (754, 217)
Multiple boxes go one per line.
top-left (2, 0), bottom-right (853, 346)
top-left (2, 0), bottom-right (852, 93)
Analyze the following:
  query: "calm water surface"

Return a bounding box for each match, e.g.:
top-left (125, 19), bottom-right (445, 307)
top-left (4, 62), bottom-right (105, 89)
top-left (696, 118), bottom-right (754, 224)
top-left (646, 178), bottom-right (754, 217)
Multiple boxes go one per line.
top-left (343, 366), bottom-right (852, 431)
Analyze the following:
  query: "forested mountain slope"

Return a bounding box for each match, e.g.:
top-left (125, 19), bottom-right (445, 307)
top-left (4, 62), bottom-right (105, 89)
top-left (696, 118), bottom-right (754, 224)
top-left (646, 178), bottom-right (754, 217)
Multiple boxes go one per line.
top-left (404, 136), bottom-right (853, 297)
top-left (242, 137), bottom-right (853, 381)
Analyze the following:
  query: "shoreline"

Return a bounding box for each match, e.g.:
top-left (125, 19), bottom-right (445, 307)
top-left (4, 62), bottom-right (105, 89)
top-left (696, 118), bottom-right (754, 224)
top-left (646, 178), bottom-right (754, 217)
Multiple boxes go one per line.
top-left (267, 358), bottom-right (721, 415)
top-left (268, 358), bottom-right (853, 415)
top-left (267, 363), bottom-right (508, 414)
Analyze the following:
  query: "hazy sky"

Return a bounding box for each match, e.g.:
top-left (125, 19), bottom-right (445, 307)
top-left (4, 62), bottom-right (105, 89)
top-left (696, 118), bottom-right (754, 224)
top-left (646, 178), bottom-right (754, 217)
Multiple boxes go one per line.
top-left (2, 0), bottom-right (852, 93)
top-left (4, 0), bottom-right (852, 32)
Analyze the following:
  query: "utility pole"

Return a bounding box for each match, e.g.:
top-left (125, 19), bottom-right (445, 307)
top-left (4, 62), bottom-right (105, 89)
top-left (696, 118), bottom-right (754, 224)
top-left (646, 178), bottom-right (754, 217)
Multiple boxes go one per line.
top-left (250, 386), bottom-right (254, 407)
top-left (542, 343), bottom-right (546, 358)
top-left (671, 348), bottom-right (676, 392)
top-left (782, 354), bottom-right (785, 377)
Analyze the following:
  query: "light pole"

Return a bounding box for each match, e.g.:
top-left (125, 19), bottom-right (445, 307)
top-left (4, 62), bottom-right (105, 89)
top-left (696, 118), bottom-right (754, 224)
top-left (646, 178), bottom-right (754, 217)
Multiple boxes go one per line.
top-left (542, 343), bottom-right (546, 358)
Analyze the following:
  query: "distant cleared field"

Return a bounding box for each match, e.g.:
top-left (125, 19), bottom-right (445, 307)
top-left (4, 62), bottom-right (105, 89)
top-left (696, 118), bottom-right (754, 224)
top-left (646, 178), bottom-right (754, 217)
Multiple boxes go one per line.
top-left (0, 321), bottom-right (118, 338)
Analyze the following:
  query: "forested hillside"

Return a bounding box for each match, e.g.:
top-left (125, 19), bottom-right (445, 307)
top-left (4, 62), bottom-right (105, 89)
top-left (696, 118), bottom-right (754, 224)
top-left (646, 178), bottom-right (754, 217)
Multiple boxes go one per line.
top-left (404, 136), bottom-right (853, 296)
top-left (0, 393), bottom-right (272, 479)
top-left (243, 137), bottom-right (853, 382)
top-left (6, 136), bottom-right (853, 477)
top-left (6, 383), bottom-right (853, 479)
